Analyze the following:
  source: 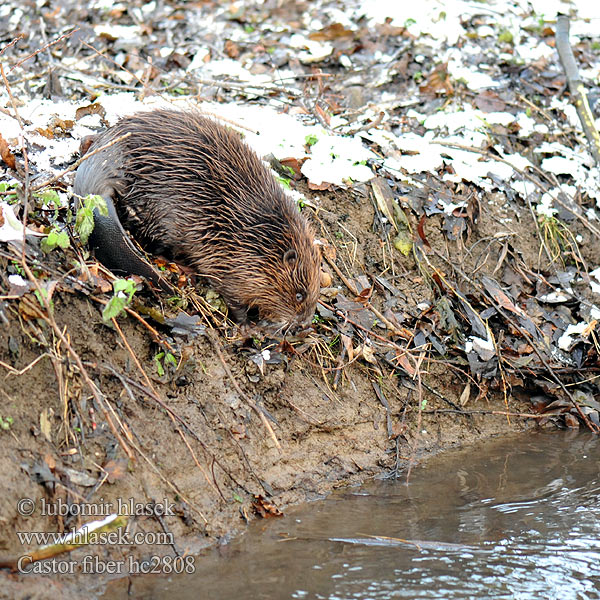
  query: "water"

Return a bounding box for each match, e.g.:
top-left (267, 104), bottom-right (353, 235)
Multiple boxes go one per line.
top-left (105, 431), bottom-right (600, 599)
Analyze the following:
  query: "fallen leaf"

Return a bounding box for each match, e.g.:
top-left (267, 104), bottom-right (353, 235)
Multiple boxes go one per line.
top-left (252, 495), bottom-right (283, 518)
top-left (459, 383), bottom-right (471, 406)
top-left (75, 103), bottom-right (106, 121)
top-left (0, 133), bottom-right (16, 170)
top-left (309, 23), bottom-right (354, 41)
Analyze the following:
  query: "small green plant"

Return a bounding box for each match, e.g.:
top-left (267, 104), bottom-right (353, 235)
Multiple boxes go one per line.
top-left (102, 278), bottom-right (137, 322)
top-left (0, 182), bottom-right (19, 204)
top-left (34, 287), bottom-right (53, 313)
top-left (404, 18), bottom-right (416, 27)
top-left (413, 71), bottom-right (424, 83)
top-left (10, 260), bottom-right (25, 277)
top-left (498, 29), bottom-right (514, 44)
top-left (41, 227), bottom-right (70, 253)
top-left (277, 176), bottom-right (291, 189)
top-left (305, 134), bottom-right (318, 147)
top-left (0, 416), bottom-right (13, 430)
top-left (75, 194), bottom-right (108, 245)
top-left (35, 189), bottom-right (61, 207)
top-left (154, 351), bottom-right (178, 377)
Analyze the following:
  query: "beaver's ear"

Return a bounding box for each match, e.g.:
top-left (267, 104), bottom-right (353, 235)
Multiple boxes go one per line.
top-left (283, 249), bottom-right (297, 266)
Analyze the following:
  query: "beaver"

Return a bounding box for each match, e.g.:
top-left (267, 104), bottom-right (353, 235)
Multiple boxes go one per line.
top-left (73, 108), bottom-right (321, 330)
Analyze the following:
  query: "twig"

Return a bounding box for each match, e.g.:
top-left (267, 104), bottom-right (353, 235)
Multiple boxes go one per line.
top-left (0, 353), bottom-right (52, 377)
top-left (0, 34), bottom-right (25, 58)
top-left (555, 15), bottom-right (600, 166)
top-left (30, 132), bottom-right (132, 192)
top-left (10, 28), bottom-right (79, 72)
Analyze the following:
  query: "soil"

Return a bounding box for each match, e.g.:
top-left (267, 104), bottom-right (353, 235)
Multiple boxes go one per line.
top-left (1, 1), bottom-right (599, 598)
top-left (0, 182), bottom-right (534, 599)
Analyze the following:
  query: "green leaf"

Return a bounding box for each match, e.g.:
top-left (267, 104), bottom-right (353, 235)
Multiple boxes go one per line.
top-left (0, 182), bottom-right (20, 204)
top-left (41, 228), bottom-right (70, 253)
top-left (0, 416), bottom-right (13, 431)
top-left (276, 176), bottom-right (291, 189)
top-left (498, 29), bottom-right (514, 44)
top-left (75, 195), bottom-right (108, 245)
top-left (36, 189), bottom-right (61, 206)
top-left (86, 194), bottom-right (108, 216)
top-left (154, 352), bottom-right (165, 377)
top-left (113, 278), bottom-right (137, 301)
top-left (102, 278), bottom-right (137, 322)
top-left (165, 352), bottom-right (178, 368)
top-left (305, 134), bottom-right (318, 147)
top-left (75, 206), bottom-right (95, 245)
top-left (102, 295), bottom-right (128, 322)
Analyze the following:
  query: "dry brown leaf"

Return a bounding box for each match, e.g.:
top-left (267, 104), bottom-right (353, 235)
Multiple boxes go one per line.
top-left (224, 39), bottom-right (240, 58)
top-left (459, 383), bottom-right (471, 406)
top-left (564, 413), bottom-right (580, 428)
top-left (252, 495), bottom-right (283, 518)
top-left (279, 157), bottom-right (303, 179)
top-left (341, 333), bottom-right (354, 362)
top-left (357, 344), bottom-right (377, 365)
top-left (474, 90), bottom-right (508, 113)
top-left (43, 453), bottom-right (56, 471)
top-left (308, 180), bottom-right (332, 191)
top-left (35, 127), bottom-right (55, 139)
top-left (320, 240), bottom-right (337, 262)
top-left (315, 104), bottom-right (331, 126)
top-left (0, 133), bottom-right (16, 170)
top-left (309, 23), bottom-right (354, 41)
top-left (371, 177), bottom-right (397, 232)
top-left (420, 63), bottom-right (453, 96)
top-left (394, 351), bottom-right (415, 376)
top-left (75, 103), bottom-right (106, 121)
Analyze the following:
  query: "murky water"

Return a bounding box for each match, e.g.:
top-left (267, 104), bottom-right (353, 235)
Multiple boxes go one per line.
top-left (105, 431), bottom-right (600, 599)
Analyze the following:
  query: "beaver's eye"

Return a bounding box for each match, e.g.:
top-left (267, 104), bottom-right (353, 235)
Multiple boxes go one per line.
top-left (284, 249), bottom-right (298, 266)
top-left (296, 291), bottom-right (305, 303)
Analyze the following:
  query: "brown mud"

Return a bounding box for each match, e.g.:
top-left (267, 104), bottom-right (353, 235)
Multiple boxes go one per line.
top-left (0, 182), bottom-right (538, 599)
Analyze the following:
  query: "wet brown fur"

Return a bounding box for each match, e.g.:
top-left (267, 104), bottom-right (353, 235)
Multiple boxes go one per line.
top-left (75, 109), bottom-right (321, 328)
